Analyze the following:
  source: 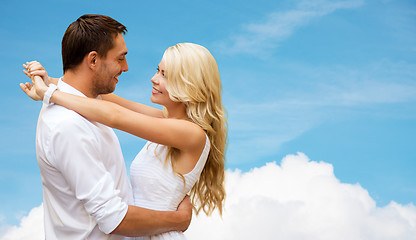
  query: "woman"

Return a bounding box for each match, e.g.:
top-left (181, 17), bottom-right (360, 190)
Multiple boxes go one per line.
top-left (22, 43), bottom-right (227, 239)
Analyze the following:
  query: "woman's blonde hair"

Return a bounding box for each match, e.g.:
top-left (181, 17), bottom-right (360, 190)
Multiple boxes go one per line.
top-left (162, 43), bottom-right (227, 216)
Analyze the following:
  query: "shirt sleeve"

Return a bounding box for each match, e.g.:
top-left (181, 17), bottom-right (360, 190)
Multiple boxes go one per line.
top-left (49, 116), bottom-right (128, 234)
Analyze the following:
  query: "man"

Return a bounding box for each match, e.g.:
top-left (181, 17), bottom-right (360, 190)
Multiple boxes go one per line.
top-left (20, 14), bottom-right (191, 239)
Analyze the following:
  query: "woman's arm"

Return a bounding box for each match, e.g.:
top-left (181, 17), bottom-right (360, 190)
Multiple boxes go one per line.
top-left (50, 90), bottom-right (204, 151)
top-left (28, 74), bottom-right (204, 151)
top-left (48, 77), bottom-right (59, 85)
top-left (101, 93), bottom-right (163, 118)
top-left (24, 62), bottom-right (204, 151)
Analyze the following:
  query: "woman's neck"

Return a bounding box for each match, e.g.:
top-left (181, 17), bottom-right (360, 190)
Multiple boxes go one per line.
top-left (165, 102), bottom-right (189, 120)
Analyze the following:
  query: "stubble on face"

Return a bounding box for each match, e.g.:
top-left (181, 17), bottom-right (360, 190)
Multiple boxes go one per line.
top-left (90, 34), bottom-right (127, 97)
top-left (91, 61), bottom-right (117, 97)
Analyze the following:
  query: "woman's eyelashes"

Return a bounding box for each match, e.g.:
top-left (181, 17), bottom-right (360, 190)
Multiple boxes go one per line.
top-left (156, 66), bottom-right (165, 77)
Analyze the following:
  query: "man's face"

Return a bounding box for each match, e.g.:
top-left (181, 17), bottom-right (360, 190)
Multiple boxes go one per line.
top-left (92, 33), bottom-right (128, 96)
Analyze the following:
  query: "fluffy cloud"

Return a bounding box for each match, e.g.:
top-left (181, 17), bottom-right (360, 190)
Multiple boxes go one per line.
top-left (185, 153), bottom-right (416, 239)
top-left (2, 153), bottom-right (416, 240)
top-left (1, 205), bottom-right (44, 240)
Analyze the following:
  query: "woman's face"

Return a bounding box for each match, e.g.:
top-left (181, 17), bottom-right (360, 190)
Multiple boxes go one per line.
top-left (150, 60), bottom-right (172, 106)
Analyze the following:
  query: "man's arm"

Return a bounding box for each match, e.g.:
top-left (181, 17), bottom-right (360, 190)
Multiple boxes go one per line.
top-left (50, 118), bottom-right (191, 237)
top-left (113, 196), bottom-right (192, 237)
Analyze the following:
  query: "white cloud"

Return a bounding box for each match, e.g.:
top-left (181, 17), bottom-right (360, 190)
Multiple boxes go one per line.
top-left (6, 153), bottom-right (416, 240)
top-left (1, 205), bottom-right (44, 240)
top-left (218, 0), bottom-right (364, 55)
top-left (185, 153), bottom-right (416, 240)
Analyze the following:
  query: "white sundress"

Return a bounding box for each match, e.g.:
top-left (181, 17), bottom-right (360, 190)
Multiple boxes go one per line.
top-left (130, 134), bottom-right (210, 240)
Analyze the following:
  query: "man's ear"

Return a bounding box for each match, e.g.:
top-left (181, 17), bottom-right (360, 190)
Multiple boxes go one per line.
top-left (87, 51), bottom-right (99, 70)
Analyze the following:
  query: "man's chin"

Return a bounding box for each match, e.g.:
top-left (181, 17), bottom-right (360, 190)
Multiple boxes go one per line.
top-left (95, 87), bottom-right (116, 96)
top-left (105, 88), bottom-right (116, 95)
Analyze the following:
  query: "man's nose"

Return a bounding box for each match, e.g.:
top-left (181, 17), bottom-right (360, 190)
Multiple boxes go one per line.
top-left (122, 59), bottom-right (128, 72)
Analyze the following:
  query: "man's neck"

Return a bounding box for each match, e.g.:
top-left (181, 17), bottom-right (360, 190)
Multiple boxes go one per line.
top-left (62, 70), bottom-right (95, 98)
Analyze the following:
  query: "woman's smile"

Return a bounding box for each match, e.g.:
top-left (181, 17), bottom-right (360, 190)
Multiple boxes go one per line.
top-left (152, 87), bottom-right (162, 94)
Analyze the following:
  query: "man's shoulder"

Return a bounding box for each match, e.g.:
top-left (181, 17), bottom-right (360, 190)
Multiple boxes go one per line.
top-left (39, 104), bottom-right (93, 133)
top-left (42, 104), bottom-right (84, 120)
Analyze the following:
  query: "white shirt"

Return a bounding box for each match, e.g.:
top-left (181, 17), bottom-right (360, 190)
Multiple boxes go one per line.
top-left (36, 79), bottom-right (133, 240)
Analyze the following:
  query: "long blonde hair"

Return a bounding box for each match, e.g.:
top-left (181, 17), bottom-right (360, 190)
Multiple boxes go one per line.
top-left (162, 43), bottom-right (227, 216)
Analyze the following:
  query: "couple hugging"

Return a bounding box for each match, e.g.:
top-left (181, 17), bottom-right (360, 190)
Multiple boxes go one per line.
top-left (21, 14), bottom-right (226, 240)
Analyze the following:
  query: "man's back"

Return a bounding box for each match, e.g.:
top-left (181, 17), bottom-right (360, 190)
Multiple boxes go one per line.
top-left (36, 80), bottom-right (132, 239)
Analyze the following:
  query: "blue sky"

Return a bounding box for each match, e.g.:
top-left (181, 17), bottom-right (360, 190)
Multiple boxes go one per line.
top-left (0, 0), bottom-right (415, 233)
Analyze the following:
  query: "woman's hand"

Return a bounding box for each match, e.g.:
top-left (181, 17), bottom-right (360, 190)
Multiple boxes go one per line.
top-left (23, 61), bottom-right (49, 85)
top-left (23, 61), bottom-right (60, 85)
top-left (20, 61), bottom-right (50, 101)
top-left (19, 81), bottom-right (43, 101)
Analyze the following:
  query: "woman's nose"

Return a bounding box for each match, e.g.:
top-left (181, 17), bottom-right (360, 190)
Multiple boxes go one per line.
top-left (151, 74), bottom-right (159, 84)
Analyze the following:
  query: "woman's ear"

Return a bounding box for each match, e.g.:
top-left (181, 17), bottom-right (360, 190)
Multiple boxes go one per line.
top-left (87, 51), bottom-right (99, 70)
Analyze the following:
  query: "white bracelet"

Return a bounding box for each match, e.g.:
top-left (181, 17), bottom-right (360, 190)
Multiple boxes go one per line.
top-left (43, 84), bottom-right (58, 105)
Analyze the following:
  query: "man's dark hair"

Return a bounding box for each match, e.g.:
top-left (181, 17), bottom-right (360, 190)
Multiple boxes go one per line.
top-left (61, 14), bottom-right (127, 73)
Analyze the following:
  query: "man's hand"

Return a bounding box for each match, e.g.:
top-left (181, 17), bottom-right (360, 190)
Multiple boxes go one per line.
top-left (111, 197), bottom-right (193, 237)
top-left (176, 195), bottom-right (193, 232)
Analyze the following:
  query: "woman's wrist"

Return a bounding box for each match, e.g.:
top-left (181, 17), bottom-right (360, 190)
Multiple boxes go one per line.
top-left (48, 77), bottom-right (59, 85)
top-left (43, 84), bottom-right (58, 104)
